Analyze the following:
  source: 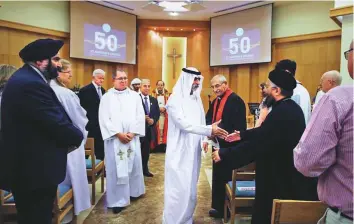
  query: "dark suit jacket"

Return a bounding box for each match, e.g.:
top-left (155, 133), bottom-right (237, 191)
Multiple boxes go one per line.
top-left (206, 92), bottom-right (247, 148)
top-left (0, 64), bottom-right (83, 190)
top-left (140, 95), bottom-right (160, 141)
top-left (78, 83), bottom-right (105, 139)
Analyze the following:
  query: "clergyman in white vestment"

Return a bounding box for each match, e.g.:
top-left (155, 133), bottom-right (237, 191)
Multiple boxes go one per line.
top-left (49, 59), bottom-right (91, 220)
top-left (162, 67), bottom-right (228, 224)
top-left (99, 70), bottom-right (145, 214)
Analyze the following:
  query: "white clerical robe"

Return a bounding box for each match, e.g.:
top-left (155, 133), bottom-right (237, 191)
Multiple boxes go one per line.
top-left (163, 94), bottom-right (212, 224)
top-left (49, 80), bottom-right (91, 216)
top-left (98, 88), bottom-right (145, 208)
top-left (292, 81), bottom-right (311, 124)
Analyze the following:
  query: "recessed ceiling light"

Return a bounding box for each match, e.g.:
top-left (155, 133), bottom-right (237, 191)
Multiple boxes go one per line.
top-left (169, 12), bottom-right (179, 16)
top-left (160, 1), bottom-right (188, 12)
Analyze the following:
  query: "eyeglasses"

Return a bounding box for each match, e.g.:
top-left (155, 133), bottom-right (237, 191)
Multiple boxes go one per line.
top-left (115, 77), bottom-right (128, 81)
top-left (344, 48), bottom-right (353, 60)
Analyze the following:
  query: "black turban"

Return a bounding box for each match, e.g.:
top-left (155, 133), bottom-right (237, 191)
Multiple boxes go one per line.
top-left (19, 38), bottom-right (64, 62)
top-left (268, 69), bottom-right (297, 91)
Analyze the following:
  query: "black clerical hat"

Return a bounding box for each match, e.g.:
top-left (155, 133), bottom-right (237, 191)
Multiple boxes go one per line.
top-left (268, 69), bottom-right (296, 91)
top-left (19, 38), bottom-right (64, 62)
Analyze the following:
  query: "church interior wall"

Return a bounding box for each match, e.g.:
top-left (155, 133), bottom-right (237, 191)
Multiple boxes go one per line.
top-left (0, 1), bottom-right (342, 116)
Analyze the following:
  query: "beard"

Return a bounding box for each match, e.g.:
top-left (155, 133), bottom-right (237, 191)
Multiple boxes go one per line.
top-left (190, 84), bottom-right (199, 95)
top-left (42, 59), bottom-right (59, 80)
top-left (158, 89), bottom-right (163, 94)
top-left (133, 86), bottom-right (140, 91)
top-left (264, 95), bottom-right (276, 108)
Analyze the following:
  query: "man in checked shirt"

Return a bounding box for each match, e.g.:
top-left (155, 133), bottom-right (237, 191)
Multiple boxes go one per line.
top-left (294, 40), bottom-right (353, 224)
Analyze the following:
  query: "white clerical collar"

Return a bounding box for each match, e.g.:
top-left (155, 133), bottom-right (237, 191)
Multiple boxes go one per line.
top-left (113, 87), bottom-right (129, 94)
top-left (29, 64), bottom-right (47, 83)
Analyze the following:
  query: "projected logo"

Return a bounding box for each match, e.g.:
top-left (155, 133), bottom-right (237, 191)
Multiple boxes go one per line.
top-left (84, 23), bottom-right (126, 61)
top-left (221, 28), bottom-right (260, 63)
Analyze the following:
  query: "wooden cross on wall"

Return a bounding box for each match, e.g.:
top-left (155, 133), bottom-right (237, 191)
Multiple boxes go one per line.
top-left (167, 48), bottom-right (182, 79)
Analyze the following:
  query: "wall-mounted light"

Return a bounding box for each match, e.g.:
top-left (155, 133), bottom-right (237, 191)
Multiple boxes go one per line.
top-left (154, 28), bottom-right (157, 30)
top-left (167, 28), bottom-right (170, 31)
top-left (180, 29), bottom-right (183, 31)
top-left (193, 29), bottom-right (196, 31)
top-left (169, 12), bottom-right (179, 16)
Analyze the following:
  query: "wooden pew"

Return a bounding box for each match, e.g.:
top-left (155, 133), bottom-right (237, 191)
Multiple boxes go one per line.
top-left (0, 186), bottom-right (74, 224)
top-left (53, 184), bottom-right (75, 224)
top-left (85, 138), bottom-right (105, 205)
top-left (271, 199), bottom-right (328, 224)
top-left (224, 162), bottom-right (256, 223)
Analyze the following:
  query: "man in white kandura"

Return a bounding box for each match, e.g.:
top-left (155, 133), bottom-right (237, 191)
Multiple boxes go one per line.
top-left (162, 67), bottom-right (228, 224)
top-left (99, 70), bottom-right (146, 214)
top-left (49, 59), bottom-right (91, 221)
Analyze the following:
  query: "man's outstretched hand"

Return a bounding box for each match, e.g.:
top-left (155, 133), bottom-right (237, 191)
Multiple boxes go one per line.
top-left (225, 131), bottom-right (241, 142)
top-left (211, 120), bottom-right (228, 139)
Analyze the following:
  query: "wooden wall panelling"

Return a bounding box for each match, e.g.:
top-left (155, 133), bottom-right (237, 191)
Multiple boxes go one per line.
top-left (0, 19), bottom-right (341, 114)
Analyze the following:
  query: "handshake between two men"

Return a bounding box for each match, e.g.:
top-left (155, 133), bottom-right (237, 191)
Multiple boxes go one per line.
top-left (207, 120), bottom-right (242, 163)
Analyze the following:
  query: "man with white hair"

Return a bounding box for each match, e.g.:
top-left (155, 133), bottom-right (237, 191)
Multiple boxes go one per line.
top-left (314, 70), bottom-right (341, 107)
top-left (78, 68), bottom-right (106, 160)
top-left (163, 67), bottom-right (228, 224)
top-left (315, 70), bottom-right (342, 105)
top-left (130, 78), bottom-right (141, 93)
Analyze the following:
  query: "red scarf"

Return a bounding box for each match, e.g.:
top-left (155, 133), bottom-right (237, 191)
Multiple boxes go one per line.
top-left (212, 88), bottom-right (233, 123)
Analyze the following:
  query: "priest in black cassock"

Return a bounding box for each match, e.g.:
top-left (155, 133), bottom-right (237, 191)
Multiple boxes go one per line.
top-left (212, 69), bottom-right (318, 224)
top-left (204, 74), bottom-right (246, 218)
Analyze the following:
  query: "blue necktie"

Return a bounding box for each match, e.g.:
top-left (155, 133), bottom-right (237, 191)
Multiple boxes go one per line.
top-left (144, 96), bottom-right (150, 115)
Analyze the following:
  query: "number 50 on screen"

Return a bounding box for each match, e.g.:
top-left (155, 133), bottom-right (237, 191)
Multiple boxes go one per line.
top-left (229, 37), bottom-right (250, 55)
top-left (95, 32), bottom-right (118, 52)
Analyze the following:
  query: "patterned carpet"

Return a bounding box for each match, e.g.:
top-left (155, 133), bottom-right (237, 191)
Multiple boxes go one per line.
top-left (84, 152), bottom-right (224, 224)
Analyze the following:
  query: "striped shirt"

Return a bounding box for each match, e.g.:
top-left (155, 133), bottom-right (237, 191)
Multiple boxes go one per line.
top-left (294, 85), bottom-right (353, 218)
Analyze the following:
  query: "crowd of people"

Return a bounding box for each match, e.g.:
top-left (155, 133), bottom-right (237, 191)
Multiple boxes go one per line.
top-left (0, 38), bottom-right (352, 224)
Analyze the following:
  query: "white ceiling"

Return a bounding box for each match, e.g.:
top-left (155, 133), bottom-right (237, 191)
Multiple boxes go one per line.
top-left (88, 1), bottom-right (275, 21)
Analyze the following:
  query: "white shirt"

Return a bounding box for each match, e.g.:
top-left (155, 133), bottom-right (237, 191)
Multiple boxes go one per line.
top-left (29, 64), bottom-right (47, 83)
top-left (140, 93), bottom-right (150, 112)
top-left (92, 81), bottom-right (102, 98)
top-left (292, 80), bottom-right (312, 124)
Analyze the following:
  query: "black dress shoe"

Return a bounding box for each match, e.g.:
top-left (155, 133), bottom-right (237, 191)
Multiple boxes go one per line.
top-left (143, 172), bottom-right (154, 177)
top-left (209, 209), bottom-right (223, 218)
top-left (130, 196), bottom-right (139, 201)
top-left (112, 207), bottom-right (124, 214)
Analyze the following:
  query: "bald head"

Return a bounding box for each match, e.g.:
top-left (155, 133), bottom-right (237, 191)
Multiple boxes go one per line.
top-left (321, 70), bottom-right (341, 93)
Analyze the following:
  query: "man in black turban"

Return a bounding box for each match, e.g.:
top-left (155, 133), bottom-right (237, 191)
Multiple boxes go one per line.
top-left (19, 38), bottom-right (63, 80)
top-left (0, 38), bottom-right (83, 224)
top-left (211, 69), bottom-right (318, 224)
